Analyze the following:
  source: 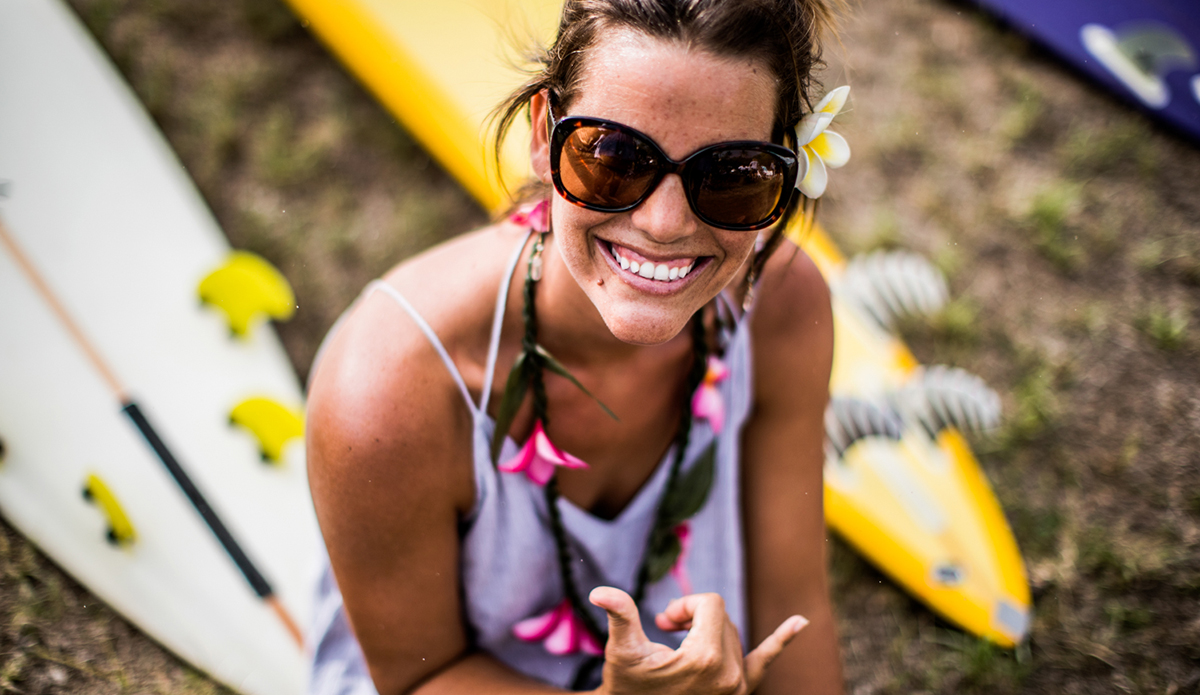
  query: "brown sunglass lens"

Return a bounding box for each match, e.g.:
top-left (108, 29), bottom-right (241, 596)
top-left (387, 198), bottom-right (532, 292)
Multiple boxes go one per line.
top-left (691, 149), bottom-right (787, 227)
top-left (560, 126), bottom-right (660, 208)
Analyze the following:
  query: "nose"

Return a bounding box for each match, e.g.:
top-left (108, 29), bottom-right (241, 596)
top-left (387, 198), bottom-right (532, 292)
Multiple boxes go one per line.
top-left (628, 173), bottom-right (699, 244)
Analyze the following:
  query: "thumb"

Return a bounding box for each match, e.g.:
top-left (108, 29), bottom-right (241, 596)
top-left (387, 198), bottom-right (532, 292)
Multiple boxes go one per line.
top-left (743, 614), bottom-right (808, 691)
top-left (589, 586), bottom-right (650, 654)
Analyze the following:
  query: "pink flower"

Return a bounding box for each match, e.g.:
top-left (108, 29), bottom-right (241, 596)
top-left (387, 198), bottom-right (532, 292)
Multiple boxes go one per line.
top-left (691, 356), bottom-right (729, 433)
top-left (499, 420), bottom-right (588, 485)
top-left (512, 599), bottom-right (603, 656)
top-left (508, 199), bottom-right (550, 232)
top-left (670, 522), bottom-right (694, 596)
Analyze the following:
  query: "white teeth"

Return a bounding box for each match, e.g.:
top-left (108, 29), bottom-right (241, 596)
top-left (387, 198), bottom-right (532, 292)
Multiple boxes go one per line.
top-left (609, 243), bottom-right (697, 283)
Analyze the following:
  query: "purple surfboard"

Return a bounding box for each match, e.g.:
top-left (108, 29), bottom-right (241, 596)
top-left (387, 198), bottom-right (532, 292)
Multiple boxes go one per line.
top-left (970, 0), bottom-right (1200, 143)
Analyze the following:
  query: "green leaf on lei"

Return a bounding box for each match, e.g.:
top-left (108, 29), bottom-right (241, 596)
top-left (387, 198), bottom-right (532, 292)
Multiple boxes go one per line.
top-left (645, 528), bottom-right (683, 584)
top-left (534, 344), bottom-right (619, 422)
top-left (490, 350), bottom-right (530, 465)
top-left (661, 442), bottom-right (716, 527)
top-left (644, 442), bottom-right (717, 585)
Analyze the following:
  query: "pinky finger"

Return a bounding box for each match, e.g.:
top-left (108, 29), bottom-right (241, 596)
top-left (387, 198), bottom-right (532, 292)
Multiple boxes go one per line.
top-left (654, 612), bottom-right (692, 632)
top-left (742, 615), bottom-right (809, 690)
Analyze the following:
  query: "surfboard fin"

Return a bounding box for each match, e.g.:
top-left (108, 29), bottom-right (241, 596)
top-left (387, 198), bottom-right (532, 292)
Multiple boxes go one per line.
top-left (837, 250), bottom-right (949, 330)
top-left (198, 251), bottom-right (296, 338)
top-left (82, 473), bottom-right (136, 546)
top-left (1081, 22), bottom-right (1196, 109)
top-left (825, 397), bottom-right (904, 461)
top-left (825, 365), bottom-right (1000, 460)
top-left (229, 397), bottom-right (304, 464)
top-left (892, 365), bottom-right (1002, 440)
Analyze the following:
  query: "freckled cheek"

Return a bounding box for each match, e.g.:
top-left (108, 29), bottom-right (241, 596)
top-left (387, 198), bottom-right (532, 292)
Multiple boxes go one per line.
top-left (556, 213), bottom-right (614, 264)
top-left (554, 223), bottom-right (606, 276)
top-left (718, 233), bottom-right (758, 268)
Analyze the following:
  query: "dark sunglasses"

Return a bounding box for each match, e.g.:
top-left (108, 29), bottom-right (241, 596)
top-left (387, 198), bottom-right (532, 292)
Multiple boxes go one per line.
top-left (548, 105), bottom-right (803, 231)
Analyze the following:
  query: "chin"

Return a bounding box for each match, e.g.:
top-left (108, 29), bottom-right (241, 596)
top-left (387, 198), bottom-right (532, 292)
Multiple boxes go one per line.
top-left (597, 304), bottom-right (694, 346)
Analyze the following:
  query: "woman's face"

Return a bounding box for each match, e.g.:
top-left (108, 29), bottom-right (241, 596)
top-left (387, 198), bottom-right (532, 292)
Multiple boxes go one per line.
top-left (530, 29), bottom-right (779, 346)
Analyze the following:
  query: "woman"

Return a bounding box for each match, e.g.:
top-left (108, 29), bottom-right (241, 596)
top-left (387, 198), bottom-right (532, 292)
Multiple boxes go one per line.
top-left (307, 1), bottom-right (845, 693)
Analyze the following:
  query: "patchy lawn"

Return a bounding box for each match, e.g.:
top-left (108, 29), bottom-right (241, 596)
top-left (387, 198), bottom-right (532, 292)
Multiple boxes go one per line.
top-left (3, 0), bottom-right (1197, 693)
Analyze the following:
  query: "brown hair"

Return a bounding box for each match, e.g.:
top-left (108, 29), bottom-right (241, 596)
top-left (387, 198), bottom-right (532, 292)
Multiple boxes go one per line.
top-left (493, 0), bottom-right (839, 283)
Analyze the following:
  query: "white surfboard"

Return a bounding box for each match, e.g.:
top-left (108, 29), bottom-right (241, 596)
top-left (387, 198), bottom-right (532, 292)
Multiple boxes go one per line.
top-left (0, 1), bottom-right (318, 693)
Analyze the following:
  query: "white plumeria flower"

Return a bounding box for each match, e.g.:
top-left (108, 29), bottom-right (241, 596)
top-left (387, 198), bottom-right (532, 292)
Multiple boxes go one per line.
top-left (794, 85), bottom-right (851, 199)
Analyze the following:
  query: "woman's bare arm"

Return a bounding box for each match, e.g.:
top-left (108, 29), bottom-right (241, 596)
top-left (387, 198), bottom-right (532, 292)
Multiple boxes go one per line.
top-left (308, 281), bottom-right (573, 695)
top-left (308, 289), bottom-right (472, 694)
top-left (743, 244), bottom-right (843, 695)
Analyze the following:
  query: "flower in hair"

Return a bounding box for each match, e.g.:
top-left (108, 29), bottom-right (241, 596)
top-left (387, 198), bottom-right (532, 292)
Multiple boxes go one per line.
top-left (794, 86), bottom-right (852, 199)
top-left (499, 420), bottom-right (588, 485)
top-left (512, 598), bottom-right (603, 656)
top-left (691, 356), bottom-right (729, 434)
top-left (509, 199), bottom-right (550, 232)
top-left (670, 521), bottom-right (694, 596)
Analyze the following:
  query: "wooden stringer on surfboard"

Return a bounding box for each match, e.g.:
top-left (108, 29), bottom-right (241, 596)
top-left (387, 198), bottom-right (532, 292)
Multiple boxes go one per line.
top-left (0, 1), bottom-right (320, 693)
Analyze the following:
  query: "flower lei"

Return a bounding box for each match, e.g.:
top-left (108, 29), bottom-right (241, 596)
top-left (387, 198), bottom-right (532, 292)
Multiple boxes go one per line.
top-left (492, 200), bottom-right (722, 685)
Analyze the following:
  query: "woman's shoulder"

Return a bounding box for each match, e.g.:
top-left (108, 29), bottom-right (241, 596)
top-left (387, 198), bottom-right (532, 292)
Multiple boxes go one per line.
top-left (746, 239), bottom-right (834, 399)
top-left (383, 220), bottom-right (531, 329)
top-left (305, 222), bottom-right (528, 488)
top-left (750, 239), bottom-right (833, 343)
top-left (326, 220), bottom-right (528, 377)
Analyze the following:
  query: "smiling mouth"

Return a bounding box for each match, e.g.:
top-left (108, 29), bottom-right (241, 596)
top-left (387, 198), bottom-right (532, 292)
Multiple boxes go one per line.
top-left (603, 240), bottom-right (704, 283)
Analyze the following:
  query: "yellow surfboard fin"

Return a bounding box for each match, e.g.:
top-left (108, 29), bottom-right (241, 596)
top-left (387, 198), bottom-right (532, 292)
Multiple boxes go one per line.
top-left (82, 473), bottom-right (136, 546)
top-left (198, 252), bottom-right (296, 337)
top-left (229, 397), bottom-right (305, 464)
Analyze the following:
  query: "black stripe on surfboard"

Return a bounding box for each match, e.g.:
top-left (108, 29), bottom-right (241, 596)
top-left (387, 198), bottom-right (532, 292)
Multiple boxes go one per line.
top-left (121, 401), bottom-right (274, 599)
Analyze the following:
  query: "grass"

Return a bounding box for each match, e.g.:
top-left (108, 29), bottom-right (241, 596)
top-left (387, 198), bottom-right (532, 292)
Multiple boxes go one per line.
top-left (998, 77), bottom-right (1045, 146)
top-left (995, 358), bottom-right (1061, 448)
top-left (931, 631), bottom-right (1031, 693)
top-left (1058, 301), bottom-right (1110, 339)
top-left (0, 524), bottom-right (233, 695)
top-left (1006, 503), bottom-right (1064, 560)
top-left (1024, 181), bottom-right (1084, 273)
top-left (930, 297), bottom-right (981, 346)
top-left (1133, 306), bottom-right (1190, 351)
top-left (1062, 119), bottom-right (1159, 177)
top-left (1134, 235), bottom-right (1200, 288)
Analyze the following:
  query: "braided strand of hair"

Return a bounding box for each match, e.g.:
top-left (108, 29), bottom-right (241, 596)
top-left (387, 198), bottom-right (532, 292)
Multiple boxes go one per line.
top-left (524, 233), bottom-right (548, 423)
top-left (633, 311), bottom-right (709, 603)
top-left (517, 227), bottom-right (721, 690)
top-left (523, 233), bottom-right (607, 645)
top-left (544, 478), bottom-right (607, 642)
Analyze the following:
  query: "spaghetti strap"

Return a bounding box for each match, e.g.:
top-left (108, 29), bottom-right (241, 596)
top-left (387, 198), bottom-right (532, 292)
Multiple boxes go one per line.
top-left (367, 280), bottom-right (477, 417)
top-left (478, 231), bottom-right (532, 415)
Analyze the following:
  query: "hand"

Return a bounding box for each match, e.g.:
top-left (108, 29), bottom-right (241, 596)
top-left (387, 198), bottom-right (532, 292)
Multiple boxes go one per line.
top-left (589, 587), bottom-right (807, 695)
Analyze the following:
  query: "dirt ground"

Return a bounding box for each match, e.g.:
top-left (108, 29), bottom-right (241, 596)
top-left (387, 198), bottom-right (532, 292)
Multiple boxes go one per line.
top-left (2, 0), bottom-right (1198, 693)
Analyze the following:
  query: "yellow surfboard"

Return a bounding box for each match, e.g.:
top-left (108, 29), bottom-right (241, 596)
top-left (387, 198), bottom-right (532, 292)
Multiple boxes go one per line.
top-left (280, 0), bottom-right (1031, 646)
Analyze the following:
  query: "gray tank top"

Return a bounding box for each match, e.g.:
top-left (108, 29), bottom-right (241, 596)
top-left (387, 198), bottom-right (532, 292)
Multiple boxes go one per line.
top-left (308, 233), bottom-right (754, 693)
